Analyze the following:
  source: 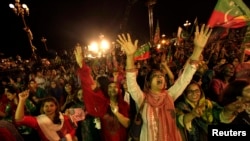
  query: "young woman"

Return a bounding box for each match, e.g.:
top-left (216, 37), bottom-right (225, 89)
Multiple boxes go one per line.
top-left (175, 81), bottom-right (241, 141)
top-left (116, 24), bottom-right (212, 141)
top-left (74, 47), bottom-right (130, 141)
top-left (15, 90), bottom-right (76, 141)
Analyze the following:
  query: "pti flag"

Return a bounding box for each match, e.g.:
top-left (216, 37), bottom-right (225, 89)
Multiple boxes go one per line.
top-left (153, 20), bottom-right (160, 45)
top-left (207, 0), bottom-right (250, 28)
top-left (134, 42), bottom-right (151, 61)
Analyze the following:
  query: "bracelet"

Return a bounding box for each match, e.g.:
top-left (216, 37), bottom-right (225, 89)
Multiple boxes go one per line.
top-left (189, 59), bottom-right (200, 68)
top-left (189, 59), bottom-right (200, 65)
top-left (125, 68), bottom-right (137, 72)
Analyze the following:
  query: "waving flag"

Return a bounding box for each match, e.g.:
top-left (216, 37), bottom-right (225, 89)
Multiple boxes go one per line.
top-left (207, 0), bottom-right (250, 28)
top-left (134, 42), bottom-right (151, 61)
top-left (153, 20), bottom-right (160, 45)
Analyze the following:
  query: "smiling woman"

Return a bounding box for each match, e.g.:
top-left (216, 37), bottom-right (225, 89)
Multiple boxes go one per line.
top-left (15, 91), bottom-right (77, 141)
top-left (174, 80), bottom-right (250, 141)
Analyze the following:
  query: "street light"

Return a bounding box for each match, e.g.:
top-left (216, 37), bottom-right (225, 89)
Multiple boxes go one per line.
top-left (183, 20), bottom-right (191, 30)
top-left (9, 0), bottom-right (37, 59)
top-left (9, 0), bottom-right (29, 17)
top-left (156, 34), bottom-right (171, 52)
top-left (87, 35), bottom-right (111, 58)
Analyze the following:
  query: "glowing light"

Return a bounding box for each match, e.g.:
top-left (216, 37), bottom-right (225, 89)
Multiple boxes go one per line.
top-left (88, 42), bottom-right (99, 52)
top-left (100, 39), bottom-right (110, 51)
top-left (9, 4), bottom-right (15, 8)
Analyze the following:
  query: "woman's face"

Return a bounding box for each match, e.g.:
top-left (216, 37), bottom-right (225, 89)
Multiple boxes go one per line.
top-left (77, 89), bottom-right (83, 101)
top-left (42, 101), bottom-right (57, 116)
top-left (108, 83), bottom-right (119, 98)
top-left (6, 92), bottom-right (16, 101)
top-left (150, 71), bottom-right (166, 91)
top-left (50, 81), bottom-right (57, 88)
top-left (223, 64), bottom-right (235, 76)
top-left (232, 58), bottom-right (239, 67)
top-left (64, 83), bottom-right (72, 93)
top-left (186, 83), bottom-right (201, 103)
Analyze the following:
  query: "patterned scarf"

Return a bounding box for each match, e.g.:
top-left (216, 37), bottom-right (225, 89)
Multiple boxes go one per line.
top-left (146, 90), bottom-right (182, 141)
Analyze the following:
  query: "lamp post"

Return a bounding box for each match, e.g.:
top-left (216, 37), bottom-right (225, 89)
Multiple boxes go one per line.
top-left (146, 0), bottom-right (157, 44)
top-left (183, 20), bottom-right (191, 30)
top-left (9, 0), bottom-right (37, 59)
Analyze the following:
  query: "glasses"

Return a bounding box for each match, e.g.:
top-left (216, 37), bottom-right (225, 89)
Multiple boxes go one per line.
top-left (186, 89), bottom-right (200, 94)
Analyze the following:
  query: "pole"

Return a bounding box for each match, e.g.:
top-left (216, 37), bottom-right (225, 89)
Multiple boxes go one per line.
top-left (146, 0), bottom-right (156, 44)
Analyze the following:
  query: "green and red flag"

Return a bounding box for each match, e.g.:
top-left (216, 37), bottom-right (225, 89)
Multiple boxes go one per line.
top-left (207, 0), bottom-right (250, 28)
top-left (134, 42), bottom-right (151, 61)
top-left (153, 20), bottom-right (160, 45)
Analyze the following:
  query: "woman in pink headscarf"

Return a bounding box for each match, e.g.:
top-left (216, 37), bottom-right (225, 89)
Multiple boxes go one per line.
top-left (116, 24), bottom-right (212, 141)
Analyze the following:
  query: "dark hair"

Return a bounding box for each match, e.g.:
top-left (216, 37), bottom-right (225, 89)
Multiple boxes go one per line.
top-left (5, 85), bottom-right (17, 94)
top-left (40, 96), bottom-right (61, 124)
top-left (96, 76), bottom-right (110, 98)
top-left (192, 73), bottom-right (202, 83)
top-left (184, 81), bottom-right (204, 96)
top-left (220, 79), bottom-right (250, 106)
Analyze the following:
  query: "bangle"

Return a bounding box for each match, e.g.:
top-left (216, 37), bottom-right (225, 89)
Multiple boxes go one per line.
top-left (126, 68), bottom-right (137, 72)
top-left (189, 59), bottom-right (200, 64)
top-left (189, 59), bottom-right (200, 68)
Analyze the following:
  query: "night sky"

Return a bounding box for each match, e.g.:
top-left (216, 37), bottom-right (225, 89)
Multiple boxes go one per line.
top-left (1, 0), bottom-right (250, 59)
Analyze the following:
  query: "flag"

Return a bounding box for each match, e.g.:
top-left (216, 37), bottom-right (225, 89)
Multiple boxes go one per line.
top-left (134, 42), bottom-right (151, 61)
top-left (153, 20), bottom-right (160, 45)
top-left (207, 0), bottom-right (250, 28)
top-left (207, 27), bottom-right (227, 43)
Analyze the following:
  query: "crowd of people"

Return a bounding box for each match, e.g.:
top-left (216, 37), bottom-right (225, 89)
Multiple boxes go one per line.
top-left (0, 23), bottom-right (250, 141)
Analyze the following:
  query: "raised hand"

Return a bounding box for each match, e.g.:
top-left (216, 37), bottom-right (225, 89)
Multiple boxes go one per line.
top-left (191, 102), bottom-right (206, 117)
top-left (193, 24), bottom-right (213, 49)
top-left (18, 90), bottom-right (29, 102)
top-left (116, 33), bottom-right (138, 56)
top-left (74, 45), bottom-right (84, 68)
top-left (224, 96), bottom-right (248, 115)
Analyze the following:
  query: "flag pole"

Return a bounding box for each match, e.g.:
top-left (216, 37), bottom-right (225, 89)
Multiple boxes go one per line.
top-left (146, 0), bottom-right (157, 44)
top-left (189, 17), bottom-right (198, 39)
